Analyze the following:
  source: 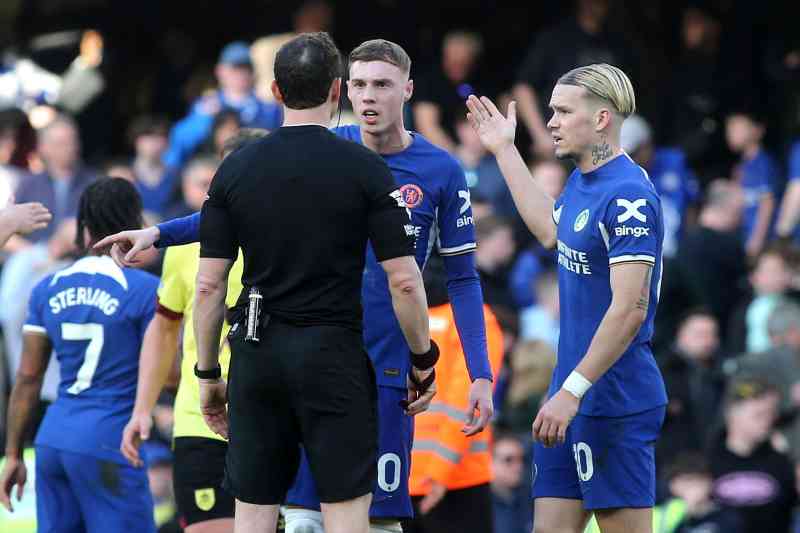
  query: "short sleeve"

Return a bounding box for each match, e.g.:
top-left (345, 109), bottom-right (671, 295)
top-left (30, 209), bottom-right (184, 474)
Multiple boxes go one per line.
top-left (437, 162), bottom-right (477, 256)
top-left (22, 277), bottom-right (49, 336)
top-left (361, 155), bottom-right (415, 262)
top-left (749, 165), bottom-right (772, 195)
top-left (157, 247), bottom-right (190, 318)
top-left (789, 142), bottom-right (800, 181)
top-left (600, 184), bottom-right (661, 267)
top-left (199, 158), bottom-right (239, 259)
top-left (137, 278), bottom-right (158, 340)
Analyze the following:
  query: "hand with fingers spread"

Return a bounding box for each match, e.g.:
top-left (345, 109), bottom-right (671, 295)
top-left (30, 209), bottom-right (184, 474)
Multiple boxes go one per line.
top-left (0, 456), bottom-right (27, 512)
top-left (93, 226), bottom-right (160, 267)
top-left (462, 377), bottom-right (493, 436)
top-left (465, 95), bottom-right (518, 155)
top-left (120, 411), bottom-right (153, 467)
top-left (531, 388), bottom-right (580, 447)
top-left (199, 378), bottom-right (229, 439)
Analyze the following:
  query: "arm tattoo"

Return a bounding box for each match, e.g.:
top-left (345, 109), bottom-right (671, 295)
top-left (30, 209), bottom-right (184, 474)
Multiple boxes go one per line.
top-left (591, 134), bottom-right (612, 165)
top-left (636, 265), bottom-right (652, 311)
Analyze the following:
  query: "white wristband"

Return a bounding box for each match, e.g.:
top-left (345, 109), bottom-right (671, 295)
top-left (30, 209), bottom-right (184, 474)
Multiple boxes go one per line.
top-left (562, 371), bottom-right (592, 399)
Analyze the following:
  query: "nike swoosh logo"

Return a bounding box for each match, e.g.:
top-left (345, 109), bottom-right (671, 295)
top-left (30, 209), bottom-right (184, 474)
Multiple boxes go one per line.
top-left (553, 205), bottom-right (563, 224)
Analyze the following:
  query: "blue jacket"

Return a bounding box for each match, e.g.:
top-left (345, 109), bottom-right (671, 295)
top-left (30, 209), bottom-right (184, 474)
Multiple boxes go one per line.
top-left (163, 90), bottom-right (282, 170)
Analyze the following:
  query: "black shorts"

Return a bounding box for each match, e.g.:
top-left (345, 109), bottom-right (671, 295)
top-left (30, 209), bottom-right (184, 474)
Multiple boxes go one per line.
top-left (173, 437), bottom-right (235, 526)
top-left (223, 321), bottom-right (378, 505)
top-left (403, 483), bottom-right (493, 533)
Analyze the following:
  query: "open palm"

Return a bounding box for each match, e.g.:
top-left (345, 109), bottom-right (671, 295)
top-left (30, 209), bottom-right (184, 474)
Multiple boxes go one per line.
top-left (466, 95), bottom-right (518, 155)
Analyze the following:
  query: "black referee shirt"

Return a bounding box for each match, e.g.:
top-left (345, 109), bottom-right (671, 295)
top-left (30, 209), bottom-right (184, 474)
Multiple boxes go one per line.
top-left (199, 124), bottom-right (414, 331)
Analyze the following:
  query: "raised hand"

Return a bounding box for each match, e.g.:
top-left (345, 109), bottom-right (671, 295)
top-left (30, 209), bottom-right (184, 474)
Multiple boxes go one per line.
top-left (465, 95), bottom-right (518, 155)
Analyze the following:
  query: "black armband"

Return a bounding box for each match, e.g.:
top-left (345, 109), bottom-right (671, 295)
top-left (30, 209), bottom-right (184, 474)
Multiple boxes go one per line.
top-left (194, 363), bottom-right (221, 380)
top-left (410, 339), bottom-right (439, 370)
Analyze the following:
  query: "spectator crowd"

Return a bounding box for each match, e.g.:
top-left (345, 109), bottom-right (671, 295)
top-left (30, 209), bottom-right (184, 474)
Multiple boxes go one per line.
top-left (3, 1), bottom-right (800, 532)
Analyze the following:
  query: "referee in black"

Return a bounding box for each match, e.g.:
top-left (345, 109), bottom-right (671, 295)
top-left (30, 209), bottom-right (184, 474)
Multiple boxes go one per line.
top-left (192, 32), bottom-right (436, 533)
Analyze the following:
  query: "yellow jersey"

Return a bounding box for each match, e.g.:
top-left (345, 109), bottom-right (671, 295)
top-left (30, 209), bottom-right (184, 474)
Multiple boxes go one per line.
top-left (157, 243), bottom-right (243, 441)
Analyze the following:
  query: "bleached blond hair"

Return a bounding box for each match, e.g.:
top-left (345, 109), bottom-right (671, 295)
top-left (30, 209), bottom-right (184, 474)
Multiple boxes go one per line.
top-left (557, 63), bottom-right (636, 117)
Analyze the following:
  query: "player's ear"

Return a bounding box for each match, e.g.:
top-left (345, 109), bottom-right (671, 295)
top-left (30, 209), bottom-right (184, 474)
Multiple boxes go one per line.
top-left (404, 78), bottom-right (414, 102)
top-left (329, 78), bottom-right (342, 104)
top-left (595, 107), bottom-right (612, 133)
top-left (271, 80), bottom-right (284, 104)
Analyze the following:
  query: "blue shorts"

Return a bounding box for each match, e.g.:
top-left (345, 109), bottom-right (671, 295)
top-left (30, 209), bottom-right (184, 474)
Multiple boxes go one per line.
top-left (285, 385), bottom-right (414, 519)
top-left (532, 406), bottom-right (665, 510)
top-left (35, 445), bottom-right (155, 533)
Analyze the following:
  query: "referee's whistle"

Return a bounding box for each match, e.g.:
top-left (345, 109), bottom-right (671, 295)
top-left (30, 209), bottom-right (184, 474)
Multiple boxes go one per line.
top-left (245, 287), bottom-right (262, 342)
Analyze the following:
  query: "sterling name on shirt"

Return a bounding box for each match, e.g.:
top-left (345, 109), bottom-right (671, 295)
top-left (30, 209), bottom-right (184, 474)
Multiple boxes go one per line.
top-left (49, 287), bottom-right (120, 315)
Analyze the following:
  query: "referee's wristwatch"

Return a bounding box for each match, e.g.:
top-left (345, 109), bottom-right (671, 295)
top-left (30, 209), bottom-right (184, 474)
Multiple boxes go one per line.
top-left (194, 363), bottom-right (222, 380)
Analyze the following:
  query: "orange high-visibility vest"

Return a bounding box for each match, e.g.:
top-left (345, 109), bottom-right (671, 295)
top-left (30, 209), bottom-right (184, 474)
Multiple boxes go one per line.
top-left (409, 303), bottom-right (504, 494)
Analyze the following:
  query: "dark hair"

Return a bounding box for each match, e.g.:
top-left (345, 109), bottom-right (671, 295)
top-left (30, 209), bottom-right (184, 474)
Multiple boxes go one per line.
top-left (475, 214), bottom-right (510, 241)
top-left (221, 128), bottom-right (269, 158)
top-left (76, 177), bottom-right (144, 251)
top-left (493, 431), bottom-right (524, 450)
top-left (349, 39), bottom-right (411, 74)
top-left (754, 242), bottom-right (798, 270)
top-left (726, 104), bottom-right (768, 126)
top-left (211, 109), bottom-right (242, 135)
top-left (274, 32), bottom-right (342, 109)
top-left (126, 114), bottom-right (170, 147)
top-left (664, 451), bottom-right (710, 481)
top-left (0, 108), bottom-right (36, 169)
top-left (676, 306), bottom-right (716, 329)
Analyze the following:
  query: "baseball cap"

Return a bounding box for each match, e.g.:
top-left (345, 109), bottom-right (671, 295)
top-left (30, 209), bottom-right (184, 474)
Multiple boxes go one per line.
top-left (219, 41), bottom-right (252, 67)
top-left (723, 377), bottom-right (776, 408)
top-left (620, 114), bottom-right (652, 154)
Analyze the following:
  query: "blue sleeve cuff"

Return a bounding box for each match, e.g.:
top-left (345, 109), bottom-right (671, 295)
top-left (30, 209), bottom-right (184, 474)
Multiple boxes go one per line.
top-left (155, 212), bottom-right (201, 248)
top-left (442, 252), bottom-right (493, 382)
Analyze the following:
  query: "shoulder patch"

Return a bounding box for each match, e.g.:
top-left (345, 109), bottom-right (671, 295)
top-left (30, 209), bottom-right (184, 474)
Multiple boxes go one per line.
top-left (616, 199), bottom-right (648, 223)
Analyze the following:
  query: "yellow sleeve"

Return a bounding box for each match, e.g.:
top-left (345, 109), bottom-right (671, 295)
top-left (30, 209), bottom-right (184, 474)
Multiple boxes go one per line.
top-left (157, 246), bottom-right (192, 316)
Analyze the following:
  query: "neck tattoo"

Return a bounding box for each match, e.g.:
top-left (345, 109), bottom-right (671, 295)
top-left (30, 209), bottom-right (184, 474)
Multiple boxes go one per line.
top-left (591, 135), bottom-right (612, 166)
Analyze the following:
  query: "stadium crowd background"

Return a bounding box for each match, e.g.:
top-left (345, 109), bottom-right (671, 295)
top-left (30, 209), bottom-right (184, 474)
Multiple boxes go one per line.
top-left (2, 0), bottom-right (800, 531)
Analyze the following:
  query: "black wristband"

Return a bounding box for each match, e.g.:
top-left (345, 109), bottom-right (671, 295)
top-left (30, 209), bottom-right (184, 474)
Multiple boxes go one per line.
top-left (410, 339), bottom-right (439, 370)
top-left (194, 363), bottom-right (221, 380)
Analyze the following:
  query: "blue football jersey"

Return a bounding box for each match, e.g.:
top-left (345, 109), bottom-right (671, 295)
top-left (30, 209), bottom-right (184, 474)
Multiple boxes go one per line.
top-left (647, 148), bottom-right (699, 258)
top-left (334, 126), bottom-right (477, 388)
top-left (550, 154), bottom-right (667, 417)
top-left (739, 149), bottom-right (781, 244)
top-left (24, 255), bottom-right (159, 464)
